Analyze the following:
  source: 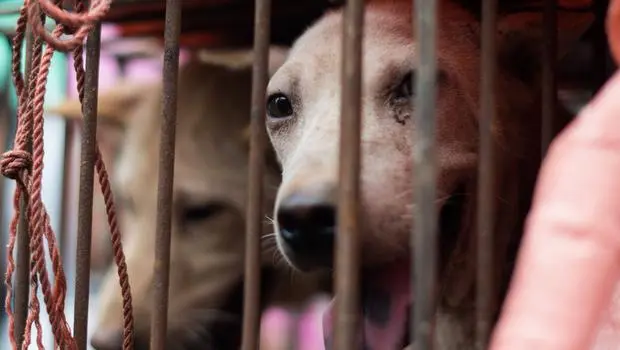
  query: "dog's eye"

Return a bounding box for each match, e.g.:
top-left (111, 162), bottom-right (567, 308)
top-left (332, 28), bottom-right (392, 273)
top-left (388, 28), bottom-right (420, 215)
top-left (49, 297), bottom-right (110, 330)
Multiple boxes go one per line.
top-left (394, 71), bottom-right (414, 101)
top-left (182, 202), bottom-right (227, 223)
top-left (267, 93), bottom-right (294, 119)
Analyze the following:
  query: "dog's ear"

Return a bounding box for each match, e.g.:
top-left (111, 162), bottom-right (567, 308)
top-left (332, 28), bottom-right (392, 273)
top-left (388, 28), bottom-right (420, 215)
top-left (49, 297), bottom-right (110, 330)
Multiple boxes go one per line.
top-left (48, 80), bottom-right (151, 129)
top-left (496, 9), bottom-right (594, 82)
top-left (195, 45), bottom-right (289, 77)
top-left (48, 80), bottom-right (154, 161)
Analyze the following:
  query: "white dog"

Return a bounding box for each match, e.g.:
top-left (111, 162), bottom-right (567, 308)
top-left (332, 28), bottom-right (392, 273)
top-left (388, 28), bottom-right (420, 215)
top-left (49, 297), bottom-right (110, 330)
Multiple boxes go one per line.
top-left (265, 0), bottom-right (592, 349)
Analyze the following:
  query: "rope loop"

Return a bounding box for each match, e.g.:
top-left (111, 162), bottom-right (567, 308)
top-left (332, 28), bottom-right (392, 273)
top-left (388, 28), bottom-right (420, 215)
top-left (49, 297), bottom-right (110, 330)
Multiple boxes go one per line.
top-left (26, 0), bottom-right (112, 52)
top-left (3, 0), bottom-right (134, 349)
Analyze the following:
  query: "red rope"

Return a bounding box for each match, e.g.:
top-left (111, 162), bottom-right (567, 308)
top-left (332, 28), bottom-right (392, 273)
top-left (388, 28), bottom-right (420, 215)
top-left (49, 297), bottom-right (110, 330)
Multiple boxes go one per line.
top-left (1, 0), bottom-right (134, 349)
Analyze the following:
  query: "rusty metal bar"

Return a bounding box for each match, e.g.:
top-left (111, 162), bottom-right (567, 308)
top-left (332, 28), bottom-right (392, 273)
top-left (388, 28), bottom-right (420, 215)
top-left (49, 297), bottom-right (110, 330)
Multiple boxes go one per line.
top-left (0, 62), bottom-right (8, 311)
top-left (541, 0), bottom-right (557, 155)
top-left (476, 0), bottom-right (497, 346)
top-left (0, 103), bottom-right (5, 330)
top-left (58, 120), bottom-right (75, 265)
top-left (593, 0), bottom-right (611, 91)
top-left (334, 0), bottom-right (364, 349)
top-left (412, 0), bottom-right (439, 347)
top-left (73, 22), bottom-right (102, 350)
top-left (241, 0), bottom-right (271, 349)
top-left (14, 26), bottom-right (36, 348)
top-left (149, 0), bottom-right (181, 348)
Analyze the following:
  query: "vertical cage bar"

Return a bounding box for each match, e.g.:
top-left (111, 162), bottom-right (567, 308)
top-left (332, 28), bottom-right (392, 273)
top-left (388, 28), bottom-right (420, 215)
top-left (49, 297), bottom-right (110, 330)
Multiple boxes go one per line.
top-left (149, 0), bottom-right (181, 348)
top-left (58, 120), bottom-right (74, 264)
top-left (241, 0), bottom-right (271, 349)
top-left (0, 54), bottom-right (9, 321)
top-left (593, 0), bottom-right (610, 91)
top-left (73, 22), bottom-right (102, 350)
top-left (541, 0), bottom-right (557, 155)
top-left (0, 69), bottom-right (8, 304)
top-left (13, 26), bottom-right (36, 348)
top-left (0, 113), bottom-right (4, 327)
top-left (476, 0), bottom-right (497, 346)
top-left (411, 0), bottom-right (439, 347)
top-left (334, 0), bottom-right (364, 349)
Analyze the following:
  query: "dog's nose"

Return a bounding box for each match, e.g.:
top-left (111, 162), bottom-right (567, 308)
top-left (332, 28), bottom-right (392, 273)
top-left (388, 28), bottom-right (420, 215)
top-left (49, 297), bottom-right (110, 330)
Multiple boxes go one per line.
top-left (277, 192), bottom-right (336, 270)
top-left (90, 328), bottom-right (122, 350)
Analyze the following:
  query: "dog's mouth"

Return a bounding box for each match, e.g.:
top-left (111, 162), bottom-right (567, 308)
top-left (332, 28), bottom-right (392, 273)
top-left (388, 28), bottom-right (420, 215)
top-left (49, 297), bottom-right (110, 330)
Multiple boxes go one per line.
top-left (323, 189), bottom-right (466, 349)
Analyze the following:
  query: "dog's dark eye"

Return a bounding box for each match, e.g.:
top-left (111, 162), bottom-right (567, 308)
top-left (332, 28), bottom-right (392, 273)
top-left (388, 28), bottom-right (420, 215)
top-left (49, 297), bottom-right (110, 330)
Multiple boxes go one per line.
top-left (182, 202), bottom-right (227, 223)
top-left (267, 93), bottom-right (294, 119)
top-left (394, 72), bottom-right (414, 101)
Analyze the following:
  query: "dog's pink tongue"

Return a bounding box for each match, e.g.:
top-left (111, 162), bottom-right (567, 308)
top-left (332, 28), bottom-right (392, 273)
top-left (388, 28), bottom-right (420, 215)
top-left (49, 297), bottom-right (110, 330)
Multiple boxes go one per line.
top-left (323, 262), bottom-right (411, 349)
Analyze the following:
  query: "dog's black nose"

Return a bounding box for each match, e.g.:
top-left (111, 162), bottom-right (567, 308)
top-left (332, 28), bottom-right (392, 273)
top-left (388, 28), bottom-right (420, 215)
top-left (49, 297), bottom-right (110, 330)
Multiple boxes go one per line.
top-left (277, 192), bottom-right (336, 270)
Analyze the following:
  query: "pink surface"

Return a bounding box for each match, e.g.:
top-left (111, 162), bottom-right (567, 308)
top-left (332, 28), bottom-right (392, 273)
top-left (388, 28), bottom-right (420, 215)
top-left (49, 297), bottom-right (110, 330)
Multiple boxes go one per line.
top-left (490, 72), bottom-right (620, 350)
top-left (261, 308), bottom-right (294, 349)
top-left (298, 296), bottom-right (330, 350)
top-left (66, 24), bottom-right (190, 98)
top-left (261, 298), bottom-right (330, 350)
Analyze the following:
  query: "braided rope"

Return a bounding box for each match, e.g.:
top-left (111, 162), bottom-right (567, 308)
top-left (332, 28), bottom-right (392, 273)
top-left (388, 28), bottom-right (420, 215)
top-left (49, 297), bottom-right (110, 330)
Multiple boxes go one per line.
top-left (1, 0), bottom-right (134, 348)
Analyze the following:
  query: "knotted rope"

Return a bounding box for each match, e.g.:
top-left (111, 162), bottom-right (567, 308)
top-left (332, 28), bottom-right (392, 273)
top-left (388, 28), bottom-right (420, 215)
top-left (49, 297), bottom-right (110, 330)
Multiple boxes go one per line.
top-left (2, 0), bottom-right (134, 349)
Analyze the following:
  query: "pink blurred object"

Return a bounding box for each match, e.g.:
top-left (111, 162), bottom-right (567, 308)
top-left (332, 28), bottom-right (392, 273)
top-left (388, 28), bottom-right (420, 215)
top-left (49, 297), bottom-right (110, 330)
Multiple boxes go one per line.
top-left (489, 4), bottom-right (620, 348)
top-left (67, 24), bottom-right (191, 98)
top-left (298, 296), bottom-right (331, 350)
top-left (261, 307), bottom-right (294, 349)
top-left (489, 71), bottom-right (620, 350)
top-left (260, 297), bottom-right (330, 350)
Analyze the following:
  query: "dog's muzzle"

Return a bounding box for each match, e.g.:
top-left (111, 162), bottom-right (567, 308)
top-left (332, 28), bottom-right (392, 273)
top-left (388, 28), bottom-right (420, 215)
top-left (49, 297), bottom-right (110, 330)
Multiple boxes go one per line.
top-left (276, 187), bottom-right (336, 271)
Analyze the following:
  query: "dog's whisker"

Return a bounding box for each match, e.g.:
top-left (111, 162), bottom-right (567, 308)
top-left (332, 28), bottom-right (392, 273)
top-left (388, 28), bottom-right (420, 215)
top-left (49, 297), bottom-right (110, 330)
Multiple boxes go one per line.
top-left (272, 249), bottom-right (285, 267)
top-left (261, 232), bottom-right (277, 240)
top-left (264, 215), bottom-right (276, 225)
top-left (263, 247), bottom-right (279, 261)
top-left (261, 244), bottom-right (276, 254)
top-left (262, 243), bottom-right (277, 253)
top-left (261, 233), bottom-right (279, 255)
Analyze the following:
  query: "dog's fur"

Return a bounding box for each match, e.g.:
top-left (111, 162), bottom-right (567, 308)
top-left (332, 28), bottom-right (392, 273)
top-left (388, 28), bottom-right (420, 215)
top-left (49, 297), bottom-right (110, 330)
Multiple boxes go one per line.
top-left (266, 1), bottom-right (592, 348)
top-left (49, 80), bottom-right (142, 272)
top-left (53, 51), bottom-right (330, 349)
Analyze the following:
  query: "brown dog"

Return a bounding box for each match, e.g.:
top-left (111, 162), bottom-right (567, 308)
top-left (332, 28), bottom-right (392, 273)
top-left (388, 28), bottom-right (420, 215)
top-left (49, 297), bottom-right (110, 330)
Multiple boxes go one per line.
top-left (52, 49), bottom-right (330, 349)
top-left (265, 1), bottom-right (592, 349)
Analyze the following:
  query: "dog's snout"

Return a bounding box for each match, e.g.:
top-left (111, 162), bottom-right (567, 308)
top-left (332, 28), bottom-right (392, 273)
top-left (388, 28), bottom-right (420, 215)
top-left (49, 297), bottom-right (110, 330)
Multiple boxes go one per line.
top-left (90, 328), bottom-right (122, 350)
top-left (277, 191), bottom-right (336, 270)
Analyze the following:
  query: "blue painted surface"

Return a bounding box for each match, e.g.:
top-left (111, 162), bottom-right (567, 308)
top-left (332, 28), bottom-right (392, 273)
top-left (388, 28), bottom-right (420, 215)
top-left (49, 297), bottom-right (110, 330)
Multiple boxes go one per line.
top-left (0, 1), bottom-right (22, 34)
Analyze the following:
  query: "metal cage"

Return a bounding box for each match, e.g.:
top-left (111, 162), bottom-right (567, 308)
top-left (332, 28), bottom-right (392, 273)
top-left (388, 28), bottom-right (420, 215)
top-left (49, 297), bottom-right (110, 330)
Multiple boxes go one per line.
top-left (0, 0), bottom-right (611, 349)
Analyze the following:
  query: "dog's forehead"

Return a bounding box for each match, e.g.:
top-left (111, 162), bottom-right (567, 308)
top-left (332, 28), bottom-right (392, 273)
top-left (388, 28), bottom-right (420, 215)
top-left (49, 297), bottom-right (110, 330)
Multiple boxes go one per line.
top-left (270, 3), bottom-right (417, 95)
top-left (114, 64), bottom-right (253, 200)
